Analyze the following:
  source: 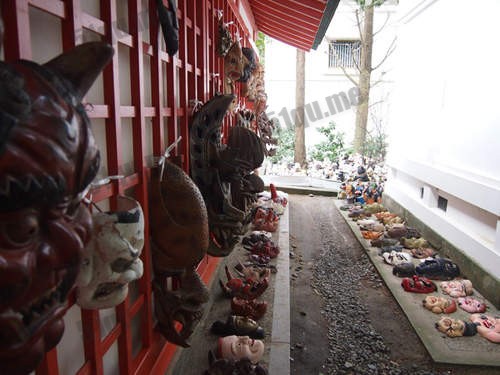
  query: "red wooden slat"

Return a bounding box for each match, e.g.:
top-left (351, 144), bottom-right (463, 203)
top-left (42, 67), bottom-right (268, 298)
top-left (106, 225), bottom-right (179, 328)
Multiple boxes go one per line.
top-left (129, 294), bottom-right (145, 316)
top-left (3, 1), bottom-right (278, 374)
top-left (86, 104), bottom-right (110, 119)
top-left (144, 106), bottom-right (156, 117)
top-left (128, 1), bottom-right (154, 368)
top-left (81, 310), bottom-right (104, 374)
top-left (100, 0), bottom-right (123, 178)
top-left (150, 0), bottom-right (165, 155)
top-left (74, 361), bottom-right (92, 375)
top-left (35, 348), bottom-right (58, 375)
top-left (142, 41), bottom-right (154, 56)
top-left (2, 0), bottom-right (32, 60)
top-left (120, 105), bottom-right (136, 117)
top-left (29, 0), bottom-right (65, 18)
top-left (81, 12), bottom-right (105, 35)
top-left (100, 324), bottom-right (122, 354)
top-left (179, 0), bottom-right (189, 170)
top-left (117, 33), bottom-right (134, 47)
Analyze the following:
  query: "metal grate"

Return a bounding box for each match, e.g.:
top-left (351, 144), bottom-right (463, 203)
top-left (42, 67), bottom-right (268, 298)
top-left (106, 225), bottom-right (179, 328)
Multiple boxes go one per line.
top-left (328, 40), bottom-right (360, 68)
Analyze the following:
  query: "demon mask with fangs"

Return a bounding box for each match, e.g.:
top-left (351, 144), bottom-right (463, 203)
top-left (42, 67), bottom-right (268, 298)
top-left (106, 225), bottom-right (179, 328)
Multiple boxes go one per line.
top-left (149, 158), bottom-right (210, 347)
top-left (190, 94), bottom-right (247, 256)
top-left (0, 42), bottom-right (113, 374)
top-left (153, 268), bottom-right (209, 348)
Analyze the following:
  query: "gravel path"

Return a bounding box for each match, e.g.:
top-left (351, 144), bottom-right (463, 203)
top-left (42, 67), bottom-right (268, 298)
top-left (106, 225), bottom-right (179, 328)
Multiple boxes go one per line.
top-left (289, 194), bottom-right (500, 375)
top-left (311, 209), bottom-right (431, 375)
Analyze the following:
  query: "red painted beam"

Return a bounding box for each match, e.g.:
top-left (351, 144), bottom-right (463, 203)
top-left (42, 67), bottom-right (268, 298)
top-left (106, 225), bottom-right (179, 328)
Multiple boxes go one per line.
top-left (252, 1), bottom-right (322, 27)
top-left (257, 19), bottom-right (315, 43)
top-left (252, 9), bottom-right (319, 37)
top-left (150, 0), bottom-right (166, 156)
top-left (257, 22), bottom-right (315, 45)
top-left (257, 0), bottom-right (324, 16)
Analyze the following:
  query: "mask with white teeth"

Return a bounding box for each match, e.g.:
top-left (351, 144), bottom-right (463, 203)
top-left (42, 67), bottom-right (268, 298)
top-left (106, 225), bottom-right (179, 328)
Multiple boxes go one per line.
top-left (76, 196), bottom-right (145, 309)
top-left (0, 41), bottom-right (113, 375)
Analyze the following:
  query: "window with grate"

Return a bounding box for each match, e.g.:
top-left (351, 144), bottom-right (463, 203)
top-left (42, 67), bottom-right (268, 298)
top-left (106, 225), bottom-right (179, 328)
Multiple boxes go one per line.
top-left (328, 40), bottom-right (361, 68)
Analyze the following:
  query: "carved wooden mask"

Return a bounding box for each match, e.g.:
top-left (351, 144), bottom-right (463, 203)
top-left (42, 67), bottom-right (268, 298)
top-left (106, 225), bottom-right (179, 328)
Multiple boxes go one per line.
top-left (0, 42), bottom-right (113, 374)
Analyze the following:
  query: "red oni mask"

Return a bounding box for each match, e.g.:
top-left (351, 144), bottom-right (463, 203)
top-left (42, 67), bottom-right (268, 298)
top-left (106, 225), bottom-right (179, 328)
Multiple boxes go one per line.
top-left (0, 42), bottom-right (113, 375)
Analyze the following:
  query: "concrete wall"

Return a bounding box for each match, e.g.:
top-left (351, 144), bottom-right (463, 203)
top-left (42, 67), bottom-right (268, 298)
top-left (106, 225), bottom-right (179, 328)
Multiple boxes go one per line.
top-left (265, 0), bottom-right (398, 151)
top-left (384, 0), bottom-right (500, 301)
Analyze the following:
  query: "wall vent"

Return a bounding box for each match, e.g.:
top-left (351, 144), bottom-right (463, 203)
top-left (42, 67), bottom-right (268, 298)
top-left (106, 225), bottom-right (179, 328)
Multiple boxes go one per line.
top-left (438, 196), bottom-right (448, 212)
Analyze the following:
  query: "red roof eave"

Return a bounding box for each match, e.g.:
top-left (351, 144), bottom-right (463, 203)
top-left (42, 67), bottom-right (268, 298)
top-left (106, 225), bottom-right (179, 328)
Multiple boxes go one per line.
top-left (248, 0), bottom-right (330, 51)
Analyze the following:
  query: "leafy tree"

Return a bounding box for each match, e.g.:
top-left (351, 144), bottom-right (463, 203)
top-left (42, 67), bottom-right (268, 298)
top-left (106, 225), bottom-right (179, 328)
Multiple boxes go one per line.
top-left (338, 0), bottom-right (396, 155)
top-left (364, 109), bottom-right (388, 161)
top-left (255, 32), bottom-right (267, 66)
top-left (269, 125), bottom-right (295, 164)
top-left (310, 122), bottom-right (345, 162)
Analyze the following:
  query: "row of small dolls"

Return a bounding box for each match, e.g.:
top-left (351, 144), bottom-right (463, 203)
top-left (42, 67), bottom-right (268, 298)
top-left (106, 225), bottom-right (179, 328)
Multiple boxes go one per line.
top-left (344, 202), bottom-right (499, 344)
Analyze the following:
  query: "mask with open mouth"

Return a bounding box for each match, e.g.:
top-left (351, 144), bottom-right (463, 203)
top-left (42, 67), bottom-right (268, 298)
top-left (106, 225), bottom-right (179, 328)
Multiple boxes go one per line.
top-left (0, 42), bottom-right (113, 374)
top-left (153, 268), bottom-right (209, 347)
top-left (76, 196), bottom-right (145, 309)
top-left (189, 94), bottom-right (246, 256)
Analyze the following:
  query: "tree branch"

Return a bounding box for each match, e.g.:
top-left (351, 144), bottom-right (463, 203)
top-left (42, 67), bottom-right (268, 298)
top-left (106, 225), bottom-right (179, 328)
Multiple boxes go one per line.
top-left (351, 44), bottom-right (361, 72)
top-left (368, 99), bottom-right (384, 108)
top-left (340, 65), bottom-right (360, 87)
top-left (373, 12), bottom-right (390, 37)
top-left (371, 36), bottom-right (396, 71)
top-left (355, 9), bottom-right (364, 44)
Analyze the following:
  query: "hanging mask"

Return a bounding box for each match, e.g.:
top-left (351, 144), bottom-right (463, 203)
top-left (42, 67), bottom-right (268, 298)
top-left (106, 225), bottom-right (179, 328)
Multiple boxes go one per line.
top-left (217, 12), bottom-right (233, 57)
top-left (149, 160), bottom-right (208, 272)
top-left (190, 94), bottom-right (246, 256)
top-left (153, 268), bottom-right (209, 347)
top-left (0, 42), bottom-right (113, 374)
top-left (224, 41), bottom-right (247, 111)
top-left (157, 0), bottom-right (179, 56)
top-left (149, 159), bottom-right (210, 347)
top-left (224, 41), bottom-right (245, 85)
top-left (76, 196), bottom-right (145, 309)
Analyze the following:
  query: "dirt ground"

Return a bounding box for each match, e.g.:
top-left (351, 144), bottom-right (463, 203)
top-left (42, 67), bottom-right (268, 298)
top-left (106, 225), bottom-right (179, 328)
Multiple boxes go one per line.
top-left (289, 194), bottom-right (500, 375)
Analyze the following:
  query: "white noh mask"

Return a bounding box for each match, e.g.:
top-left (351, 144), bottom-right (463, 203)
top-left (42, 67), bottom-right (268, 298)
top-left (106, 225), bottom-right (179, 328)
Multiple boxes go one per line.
top-left (77, 196), bottom-right (144, 309)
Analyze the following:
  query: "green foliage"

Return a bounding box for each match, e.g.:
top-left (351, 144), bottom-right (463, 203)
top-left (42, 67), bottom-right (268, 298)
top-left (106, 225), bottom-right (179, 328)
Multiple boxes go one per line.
top-left (363, 127), bottom-right (387, 162)
top-left (310, 122), bottom-right (345, 162)
top-left (269, 125), bottom-right (295, 163)
top-left (255, 32), bottom-right (267, 66)
top-left (356, 0), bottom-right (388, 9)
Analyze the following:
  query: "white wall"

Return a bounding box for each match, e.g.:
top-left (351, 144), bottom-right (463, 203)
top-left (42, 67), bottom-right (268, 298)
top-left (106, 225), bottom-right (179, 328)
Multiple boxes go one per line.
top-left (385, 0), bottom-right (500, 278)
top-left (265, 0), bottom-right (398, 152)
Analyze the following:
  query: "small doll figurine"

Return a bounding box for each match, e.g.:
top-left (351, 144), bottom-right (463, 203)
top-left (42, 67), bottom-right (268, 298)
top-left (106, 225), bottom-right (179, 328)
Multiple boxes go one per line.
top-left (435, 316), bottom-right (477, 338)
top-left (458, 297), bottom-right (487, 313)
top-left (423, 295), bottom-right (457, 314)
top-left (469, 314), bottom-right (500, 343)
top-left (218, 335), bottom-right (265, 364)
top-left (440, 279), bottom-right (473, 298)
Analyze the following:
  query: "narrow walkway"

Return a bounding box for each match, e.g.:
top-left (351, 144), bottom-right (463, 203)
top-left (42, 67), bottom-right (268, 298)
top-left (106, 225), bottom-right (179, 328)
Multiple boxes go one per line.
top-left (168, 209), bottom-right (290, 374)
